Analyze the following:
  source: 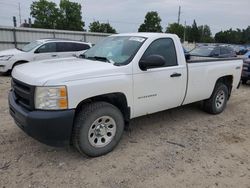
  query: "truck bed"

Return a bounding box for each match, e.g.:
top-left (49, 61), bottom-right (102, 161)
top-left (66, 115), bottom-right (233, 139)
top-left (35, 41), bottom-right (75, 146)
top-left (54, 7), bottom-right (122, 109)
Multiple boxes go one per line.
top-left (183, 58), bottom-right (243, 105)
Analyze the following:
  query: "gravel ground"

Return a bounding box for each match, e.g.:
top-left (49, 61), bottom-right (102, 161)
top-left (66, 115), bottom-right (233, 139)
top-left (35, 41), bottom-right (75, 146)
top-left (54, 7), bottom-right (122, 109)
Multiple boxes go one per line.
top-left (0, 75), bottom-right (250, 188)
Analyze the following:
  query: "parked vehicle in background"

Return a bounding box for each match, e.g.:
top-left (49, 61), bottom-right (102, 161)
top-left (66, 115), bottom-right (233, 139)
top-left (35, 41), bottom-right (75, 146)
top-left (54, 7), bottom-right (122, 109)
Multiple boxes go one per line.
top-left (0, 39), bottom-right (92, 73)
top-left (9, 33), bottom-right (242, 157)
top-left (243, 51), bottom-right (250, 59)
top-left (245, 44), bottom-right (250, 51)
top-left (190, 45), bottom-right (236, 58)
top-left (232, 45), bottom-right (248, 55)
top-left (241, 52), bottom-right (250, 84)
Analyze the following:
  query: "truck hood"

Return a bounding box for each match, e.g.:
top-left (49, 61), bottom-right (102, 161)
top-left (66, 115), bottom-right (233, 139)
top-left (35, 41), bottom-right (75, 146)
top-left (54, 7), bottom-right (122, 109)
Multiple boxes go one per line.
top-left (12, 57), bottom-right (127, 86)
top-left (0, 48), bottom-right (24, 56)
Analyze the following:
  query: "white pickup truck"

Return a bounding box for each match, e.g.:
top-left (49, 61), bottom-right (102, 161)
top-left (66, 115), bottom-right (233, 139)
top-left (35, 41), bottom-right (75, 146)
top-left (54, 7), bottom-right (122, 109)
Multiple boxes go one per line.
top-left (9, 33), bottom-right (243, 157)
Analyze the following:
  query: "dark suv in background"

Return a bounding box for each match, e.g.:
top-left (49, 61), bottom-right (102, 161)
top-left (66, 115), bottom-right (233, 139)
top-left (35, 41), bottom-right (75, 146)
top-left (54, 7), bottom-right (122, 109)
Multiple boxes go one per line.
top-left (242, 53), bottom-right (250, 84)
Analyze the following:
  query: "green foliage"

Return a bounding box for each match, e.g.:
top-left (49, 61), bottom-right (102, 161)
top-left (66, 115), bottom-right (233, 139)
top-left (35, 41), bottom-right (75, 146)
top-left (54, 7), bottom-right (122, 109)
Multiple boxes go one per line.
top-left (215, 27), bottom-right (250, 44)
top-left (29, 1), bottom-right (250, 44)
top-left (166, 21), bottom-right (213, 43)
top-left (185, 25), bottom-right (192, 42)
top-left (198, 25), bottom-right (214, 43)
top-left (241, 26), bottom-right (250, 44)
top-left (138, 11), bottom-right (162, 32)
top-left (30, 0), bottom-right (85, 31)
top-left (31, 0), bottom-right (60, 29)
top-left (58, 0), bottom-right (84, 31)
top-left (89, 21), bottom-right (116, 33)
top-left (166, 23), bottom-right (184, 40)
top-left (190, 20), bottom-right (200, 42)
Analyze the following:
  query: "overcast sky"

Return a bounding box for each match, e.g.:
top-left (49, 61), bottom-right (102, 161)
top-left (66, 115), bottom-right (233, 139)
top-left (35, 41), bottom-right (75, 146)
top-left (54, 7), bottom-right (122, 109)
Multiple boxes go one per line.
top-left (0, 0), bottom-right (249, 35)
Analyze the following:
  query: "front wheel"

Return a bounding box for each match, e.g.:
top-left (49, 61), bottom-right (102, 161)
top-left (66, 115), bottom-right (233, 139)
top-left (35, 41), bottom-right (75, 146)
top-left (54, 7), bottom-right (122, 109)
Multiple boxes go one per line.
top-left (203, 83), bottom-right (229, 114)
top-left (72, 102), bottom-right (124, 157)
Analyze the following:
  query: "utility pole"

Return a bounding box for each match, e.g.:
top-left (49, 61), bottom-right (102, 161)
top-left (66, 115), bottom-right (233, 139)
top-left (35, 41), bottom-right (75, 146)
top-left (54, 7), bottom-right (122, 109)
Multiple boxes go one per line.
top-left (13, 16), bottom-right (17, 27)
top-left (18, 2), bottom-right (21, 25)
top-left (28, 18), bottom-right (32, 28)
top-left (177, 6), bottom-right (181, 25)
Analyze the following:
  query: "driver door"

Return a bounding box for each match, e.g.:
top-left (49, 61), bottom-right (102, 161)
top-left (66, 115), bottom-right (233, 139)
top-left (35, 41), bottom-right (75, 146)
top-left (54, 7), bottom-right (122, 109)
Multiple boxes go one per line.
top-left (133, 38), bottom-right (187, 117)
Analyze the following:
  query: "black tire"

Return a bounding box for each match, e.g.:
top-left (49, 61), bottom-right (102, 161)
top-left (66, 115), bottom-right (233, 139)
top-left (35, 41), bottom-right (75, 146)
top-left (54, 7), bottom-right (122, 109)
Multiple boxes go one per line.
top-left (1, 70), bottom-right (11, 76)
top-left (242, 79), bottom-right (247, 85)
top-left (203, 82), bottom-right (229, 114)
top-left (72, 102), bottom-right (124, 157)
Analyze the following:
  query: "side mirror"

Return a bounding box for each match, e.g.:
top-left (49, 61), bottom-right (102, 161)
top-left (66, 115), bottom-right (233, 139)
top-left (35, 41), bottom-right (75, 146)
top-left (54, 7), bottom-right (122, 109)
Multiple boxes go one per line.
top-left (248, 55), bottom-right (250, 59)
top-left (139, 55), bottom-right (166, 71)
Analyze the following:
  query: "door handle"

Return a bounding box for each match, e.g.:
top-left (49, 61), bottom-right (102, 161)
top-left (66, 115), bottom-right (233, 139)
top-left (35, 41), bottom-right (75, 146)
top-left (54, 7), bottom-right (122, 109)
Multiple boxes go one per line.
top-left (51, 54), bottom-right (58, 57)
top-left (170, 73), bottom-right (182, 78)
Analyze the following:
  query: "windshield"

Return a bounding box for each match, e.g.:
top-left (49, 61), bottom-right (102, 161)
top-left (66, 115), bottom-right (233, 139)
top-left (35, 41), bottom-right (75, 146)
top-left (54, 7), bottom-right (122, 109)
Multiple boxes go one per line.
top-left (190, 46), bottom-right (214, 56)
top-left (21, 41), bottom-right (42, 52)
top-left (83, 36), bottom-right (146, 65)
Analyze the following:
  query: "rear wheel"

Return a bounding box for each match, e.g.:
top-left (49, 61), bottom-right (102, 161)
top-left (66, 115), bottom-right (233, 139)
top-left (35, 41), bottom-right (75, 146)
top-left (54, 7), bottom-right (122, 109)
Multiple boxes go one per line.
top-left (203, 82), bottom-right (229, 114)
top-left (72, 102), bottom-right (124, 157)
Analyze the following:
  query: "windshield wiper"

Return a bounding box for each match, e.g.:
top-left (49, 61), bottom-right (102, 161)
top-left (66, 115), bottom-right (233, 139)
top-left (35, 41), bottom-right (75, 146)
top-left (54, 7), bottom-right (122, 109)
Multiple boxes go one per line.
top-left (85, 56), bottom-right (114, 64)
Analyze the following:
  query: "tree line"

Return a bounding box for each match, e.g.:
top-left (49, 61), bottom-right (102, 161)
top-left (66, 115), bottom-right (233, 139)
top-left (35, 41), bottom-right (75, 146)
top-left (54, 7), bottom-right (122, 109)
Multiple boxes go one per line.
top-left (29, 0), bottom-right (250, 44)
top-left (138, 11), bottom-right (250, 44)
top-left (30, 0), bottom-right (117, 33)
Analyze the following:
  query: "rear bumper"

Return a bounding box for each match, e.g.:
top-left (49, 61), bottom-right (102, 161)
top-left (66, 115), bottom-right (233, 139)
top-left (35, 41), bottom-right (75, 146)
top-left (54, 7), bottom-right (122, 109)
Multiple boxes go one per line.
top-left (8, 91), bottom-right (75, 147)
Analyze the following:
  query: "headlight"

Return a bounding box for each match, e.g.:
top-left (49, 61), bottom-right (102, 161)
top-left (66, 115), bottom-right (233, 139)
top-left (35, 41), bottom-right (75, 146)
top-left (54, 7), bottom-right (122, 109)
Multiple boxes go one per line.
top-left (0, 55), bottom-right (13, 61)
top-left (35, 86), bottom-right (68, 110)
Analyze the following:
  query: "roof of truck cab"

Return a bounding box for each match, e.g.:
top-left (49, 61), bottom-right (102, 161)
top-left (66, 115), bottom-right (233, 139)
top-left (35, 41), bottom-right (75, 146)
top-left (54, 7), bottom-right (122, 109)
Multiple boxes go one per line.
top-left (111, 32), bottom-right (178, 38)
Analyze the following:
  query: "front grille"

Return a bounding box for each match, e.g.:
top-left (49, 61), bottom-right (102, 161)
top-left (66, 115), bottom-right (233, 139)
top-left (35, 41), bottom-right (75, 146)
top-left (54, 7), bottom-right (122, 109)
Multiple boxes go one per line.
top-left (12, 79), bottom-right (35, 110)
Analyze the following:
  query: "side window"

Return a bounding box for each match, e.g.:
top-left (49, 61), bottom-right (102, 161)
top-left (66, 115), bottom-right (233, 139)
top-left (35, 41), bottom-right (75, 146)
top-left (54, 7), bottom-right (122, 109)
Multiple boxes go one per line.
top-left (36, 42), bottom-right (56, 53)
top-left (74, 43), bottom-right (91, 51)
top-left (141, 38), bottom-right (177, 67)
top-left (212, 47), bottom-right (220, 56)
top-left (220, 47), bottom-right (229, 55)
top-left (56, 42), bottom-right (73, 52)
top-left (56, 42), bottom-right (90, 52)
top-left (227, 47), bottom-right (234, 54)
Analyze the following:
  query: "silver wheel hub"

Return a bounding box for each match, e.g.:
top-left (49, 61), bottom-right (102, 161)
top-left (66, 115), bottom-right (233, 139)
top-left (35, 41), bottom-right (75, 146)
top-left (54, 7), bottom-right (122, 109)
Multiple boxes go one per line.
top-left (95, 124), bottom-right (106, 136)
top-left (215, 90), bottom-right (225, 109)
top-left (88, 116), bottom-right (116, 148)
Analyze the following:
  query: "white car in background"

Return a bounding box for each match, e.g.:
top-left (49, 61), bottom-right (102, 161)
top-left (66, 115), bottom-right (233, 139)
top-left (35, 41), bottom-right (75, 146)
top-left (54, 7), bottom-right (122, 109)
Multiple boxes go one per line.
top-left (0, 39), bottom-right (92, 74)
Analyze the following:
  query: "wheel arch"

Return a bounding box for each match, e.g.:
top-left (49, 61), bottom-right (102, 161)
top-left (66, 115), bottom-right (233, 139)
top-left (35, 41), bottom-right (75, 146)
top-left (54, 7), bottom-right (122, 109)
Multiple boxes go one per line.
top-left (75, 92), bottom-right (130, 122)
top-left (12, 60), bottom-right (29, 69)
top-left (214, 75), bottom-right (233, 99)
